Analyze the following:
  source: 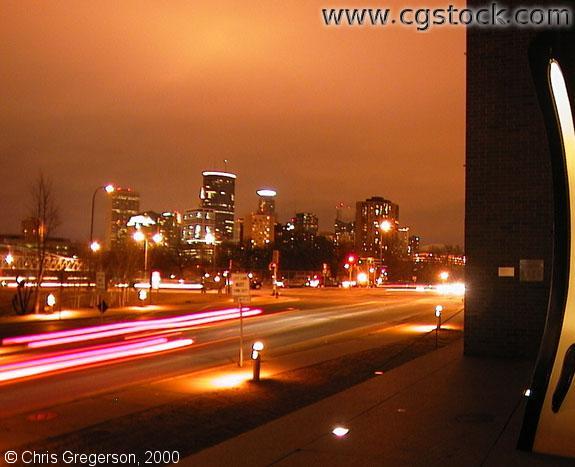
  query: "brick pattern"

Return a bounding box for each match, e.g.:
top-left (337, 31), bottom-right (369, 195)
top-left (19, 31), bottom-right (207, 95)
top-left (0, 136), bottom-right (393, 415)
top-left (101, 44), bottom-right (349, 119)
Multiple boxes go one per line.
top-left (465, 24), bottom-right (552, 357)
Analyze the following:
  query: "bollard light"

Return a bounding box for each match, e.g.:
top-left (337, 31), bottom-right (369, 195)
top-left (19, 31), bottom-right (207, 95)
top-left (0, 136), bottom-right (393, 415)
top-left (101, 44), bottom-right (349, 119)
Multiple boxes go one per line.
top-left (434, 305), bottom-right (443, 349)
top-left (46, 293), bottom-right (56, 307)
top-left (251, 341), bottom-right (264, 382)
top-left (251, 341), bottom-right (264, 360)
top-left (435, 305), bottom-right (443, 318)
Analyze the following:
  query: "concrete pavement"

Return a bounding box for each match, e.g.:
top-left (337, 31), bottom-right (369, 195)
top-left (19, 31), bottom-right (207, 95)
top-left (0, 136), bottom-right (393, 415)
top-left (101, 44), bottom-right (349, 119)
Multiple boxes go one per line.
top-left (182, 340), bottom-right (575, 467)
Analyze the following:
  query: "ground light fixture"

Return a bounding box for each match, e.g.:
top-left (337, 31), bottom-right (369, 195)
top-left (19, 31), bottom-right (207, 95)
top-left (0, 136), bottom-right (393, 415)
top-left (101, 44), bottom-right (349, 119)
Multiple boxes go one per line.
top-left (435, 305), bottom-right (443, 318)
top-left (435, 305), bottom-right (443, 349)
top-left (332, 426), bottom-right (350, 437)
top-left (138, 289), bottom-right (148, 302)
top-left (46, 293), bottom-right (56, 308)
top-left (251, 341), bottom-right (264, 382)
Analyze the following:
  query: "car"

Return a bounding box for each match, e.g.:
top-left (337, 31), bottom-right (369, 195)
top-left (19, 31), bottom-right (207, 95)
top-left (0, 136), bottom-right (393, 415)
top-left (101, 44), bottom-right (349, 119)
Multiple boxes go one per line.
top-left (250, 278), bottom-right (262, 289)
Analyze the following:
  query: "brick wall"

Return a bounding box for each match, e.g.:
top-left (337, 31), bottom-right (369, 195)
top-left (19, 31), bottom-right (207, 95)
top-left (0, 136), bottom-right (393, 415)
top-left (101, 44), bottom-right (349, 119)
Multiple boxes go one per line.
top-left (465, 23), bottom-right (553, 357)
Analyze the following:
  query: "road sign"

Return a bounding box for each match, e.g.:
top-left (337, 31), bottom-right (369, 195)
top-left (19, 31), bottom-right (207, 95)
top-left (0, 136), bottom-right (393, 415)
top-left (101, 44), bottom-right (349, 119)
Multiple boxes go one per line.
top-left (95, 272), bottom-right (106, 292)
top-left (231, 273), bottom-right (250, 303)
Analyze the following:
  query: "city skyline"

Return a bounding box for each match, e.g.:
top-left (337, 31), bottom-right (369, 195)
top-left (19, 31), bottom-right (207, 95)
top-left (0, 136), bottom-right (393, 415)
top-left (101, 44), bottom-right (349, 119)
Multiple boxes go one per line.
top-left (0, 1), bottom-right (465, 245)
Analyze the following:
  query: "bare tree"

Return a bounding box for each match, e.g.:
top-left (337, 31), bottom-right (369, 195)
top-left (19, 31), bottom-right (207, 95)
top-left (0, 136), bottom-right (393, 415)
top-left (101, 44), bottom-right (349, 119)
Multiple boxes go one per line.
top-left (29, 173), bottom-right (60, 313)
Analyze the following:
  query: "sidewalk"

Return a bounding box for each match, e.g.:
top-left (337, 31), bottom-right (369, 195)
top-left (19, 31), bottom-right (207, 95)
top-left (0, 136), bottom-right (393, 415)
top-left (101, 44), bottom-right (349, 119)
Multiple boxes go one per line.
top-left (182, 341), bottom-right (575, 467)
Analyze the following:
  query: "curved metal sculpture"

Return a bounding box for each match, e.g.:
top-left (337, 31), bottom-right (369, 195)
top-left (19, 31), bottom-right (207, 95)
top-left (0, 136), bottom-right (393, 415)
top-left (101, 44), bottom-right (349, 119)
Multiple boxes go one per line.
top-left (519, 31), bottom-right (575, 456)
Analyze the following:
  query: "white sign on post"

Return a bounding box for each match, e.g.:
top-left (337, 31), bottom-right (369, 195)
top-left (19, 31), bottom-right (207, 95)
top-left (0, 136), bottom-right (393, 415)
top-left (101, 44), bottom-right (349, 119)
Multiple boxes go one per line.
top-left (231, 273), bottom-right (251, 303)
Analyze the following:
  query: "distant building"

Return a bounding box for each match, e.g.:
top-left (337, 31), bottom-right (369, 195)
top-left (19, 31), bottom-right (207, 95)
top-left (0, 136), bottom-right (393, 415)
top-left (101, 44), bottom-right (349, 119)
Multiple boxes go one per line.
top-left (256, 189), bottom-right (277, 216)
top-left (409, 235), bottom-right (420, 256)
top-left (156, 211), bottom-right (182, 249)
top-left (244, 189), bottom-right (277, 247)
top-left (182, 208), bottom-right (216, 262)
top-left (182, 208), bottom-right (216, 245)
top-left (1, 233), bottom-right (75, 258)
top-left (293, 212), bottom-right (318, 235)
top-left (200, 171), bottom-right (236, 241)
top-left (277, 212), bottom-right (319, 248)
top-left (106, 188), bottom-right (140, 249)
top-left (334, 219), bottom-right (354, 246)
top-left (234, 217), bottom-right (245, 244)
top-left (245, 214), bottom-right (274, 247)
top-left (397, 227), bottom-right (410, 257)
top-left (354, 196), bottom-right (399, 257)
top-left (335, 202), bottom-right (355, 246)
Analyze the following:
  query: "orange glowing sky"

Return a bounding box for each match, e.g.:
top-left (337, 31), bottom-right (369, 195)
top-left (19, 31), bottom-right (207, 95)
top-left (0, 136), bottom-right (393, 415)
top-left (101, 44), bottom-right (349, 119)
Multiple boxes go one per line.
top-left (0, 1), bottom-right (465, 244)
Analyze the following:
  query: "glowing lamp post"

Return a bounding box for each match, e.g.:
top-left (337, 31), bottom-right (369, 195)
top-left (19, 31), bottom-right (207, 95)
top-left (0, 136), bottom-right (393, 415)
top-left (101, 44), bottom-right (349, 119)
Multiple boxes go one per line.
top-left (89, 183), bottom-right (115, 249)
top-left (439, 271), bottom-right (449, 282)
top-left (251, 341), bottom-right (264, 382)
top-left (46, 293), bottom-right (56, 316)
top-left (435, 305), bottom-right (443, 349)
top-left (346, 255), bottom-right (356, 284)
top-left (379, 220), bottom-right (392, 264)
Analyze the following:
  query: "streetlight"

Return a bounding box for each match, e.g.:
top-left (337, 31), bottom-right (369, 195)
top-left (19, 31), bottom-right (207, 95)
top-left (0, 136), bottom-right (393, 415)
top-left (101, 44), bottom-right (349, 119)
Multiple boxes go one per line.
top-left (439, 271), bottom-right (449, 282)
top-left (89, 184), bottom-right (115, 247)
top-left (346, 255), bottom-right (356, 284)
top-left (90, 241), bottom-right (101, 253)
top-left (379, 219), bottom-right (392, 263)
top-left (133, 230), bottom-right (162, 274)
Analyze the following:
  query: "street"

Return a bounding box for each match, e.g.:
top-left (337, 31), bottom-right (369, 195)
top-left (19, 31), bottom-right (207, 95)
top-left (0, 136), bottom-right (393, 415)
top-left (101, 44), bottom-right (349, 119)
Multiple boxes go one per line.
top-left (0, 287), bottom-right (463, 423)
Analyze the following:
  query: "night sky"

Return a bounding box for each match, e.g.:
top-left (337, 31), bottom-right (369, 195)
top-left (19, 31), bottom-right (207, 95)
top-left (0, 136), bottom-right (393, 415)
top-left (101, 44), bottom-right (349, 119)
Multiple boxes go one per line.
top-left (0, 1), bottom-right (465, 246)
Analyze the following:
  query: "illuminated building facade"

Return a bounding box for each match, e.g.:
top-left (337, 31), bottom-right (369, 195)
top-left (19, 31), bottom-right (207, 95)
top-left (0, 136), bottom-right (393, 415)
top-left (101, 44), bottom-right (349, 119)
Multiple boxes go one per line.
top-left (256, 189), bottom-right (276, 216)
top-left (182, 208), bottom-right (215, 245)
top-left (245, 189), bottom-right (277, 247)
top-left (182, 208), bottom-right (216, 262)
top-left (245, 214), bottom-right (274, 247)
top-left (106, 188), bottom-right (140, 249)
top-left (200, 171), bottom-right (236, 241)
top-left (354, 196), bottom-right (399, 257)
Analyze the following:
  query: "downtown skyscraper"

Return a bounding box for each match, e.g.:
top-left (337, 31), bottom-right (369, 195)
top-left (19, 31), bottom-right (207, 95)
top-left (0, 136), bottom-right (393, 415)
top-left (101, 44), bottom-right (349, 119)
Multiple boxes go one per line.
top-left (199, 171), bottom-right (236, 242)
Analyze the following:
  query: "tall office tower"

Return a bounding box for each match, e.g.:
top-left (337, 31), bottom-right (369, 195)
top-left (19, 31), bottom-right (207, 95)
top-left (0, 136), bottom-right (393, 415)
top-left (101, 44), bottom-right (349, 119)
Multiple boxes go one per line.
top-left (244, 189), bottom-right (277, 247)
top-left (397, 227), bottom-right (410, 257)
top-left (354, 196), bottom-right (399, 257)
top-left (106, 187), bottom-right (140, 249)
top-left (157, 211), bottom-right (182, 249)
top-left (199, 171), bottom-right (236, 242)
top-left (256, 189), bottom-right (277, 216)
top-left (181, 208), bottom-right (216, 262)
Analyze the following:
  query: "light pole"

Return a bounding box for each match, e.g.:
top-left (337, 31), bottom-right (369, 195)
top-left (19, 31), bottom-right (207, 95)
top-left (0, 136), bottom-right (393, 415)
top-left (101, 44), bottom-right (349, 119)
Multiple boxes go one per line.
top-left (89, 184), bottom-right (115, 247)
top-left (379, 220), bottom-right (392, 263)
top-left (133, 230), bottom-right (163, 274)
top-left (133, 230), bottom-right (162, 304)
top-left (205, 232), bottom-right (216, 272)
